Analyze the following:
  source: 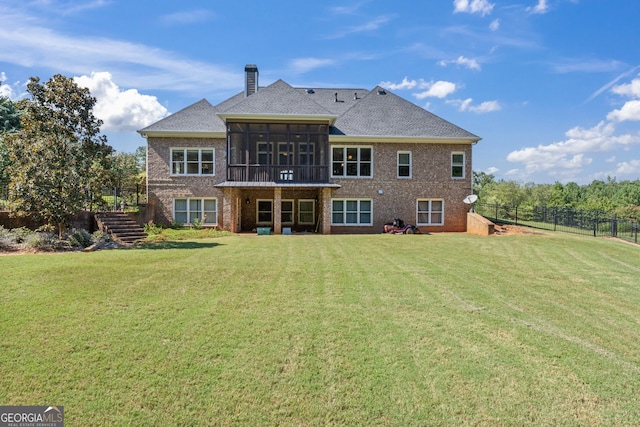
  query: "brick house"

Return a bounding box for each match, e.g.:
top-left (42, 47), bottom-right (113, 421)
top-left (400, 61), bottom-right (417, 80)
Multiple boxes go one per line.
top-left (138, 65), bottom-right (481, 234)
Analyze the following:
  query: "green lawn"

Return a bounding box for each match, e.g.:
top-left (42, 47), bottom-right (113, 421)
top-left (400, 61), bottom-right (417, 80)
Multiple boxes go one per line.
top-left (1, 232), bottom-right (639, 426)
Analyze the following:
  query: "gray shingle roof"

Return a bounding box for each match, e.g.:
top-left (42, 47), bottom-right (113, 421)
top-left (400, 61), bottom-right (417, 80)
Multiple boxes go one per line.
top-left (138, 99), bottom-right (224, 134)
top-left (218, 79), bottom-right (335, 117)
top-left (139, 80), bottom-right (479, 141)
top-left (331, 86), bottom-right (479, 139)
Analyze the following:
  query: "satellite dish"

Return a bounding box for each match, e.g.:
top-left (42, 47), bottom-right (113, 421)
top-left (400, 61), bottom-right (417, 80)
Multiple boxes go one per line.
top-left (463, 194), bottom-right (478, 204)
top-left (463, 194), bottom-right (478, 212)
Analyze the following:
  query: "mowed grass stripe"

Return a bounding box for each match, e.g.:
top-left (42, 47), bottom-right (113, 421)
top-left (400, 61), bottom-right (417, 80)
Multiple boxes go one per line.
top-left (1, 232), bottom-right (639, 425)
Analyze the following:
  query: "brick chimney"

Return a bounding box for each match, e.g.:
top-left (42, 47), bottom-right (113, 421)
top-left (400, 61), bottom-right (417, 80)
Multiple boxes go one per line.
top-left (245, 64), bottom-right (258, 97)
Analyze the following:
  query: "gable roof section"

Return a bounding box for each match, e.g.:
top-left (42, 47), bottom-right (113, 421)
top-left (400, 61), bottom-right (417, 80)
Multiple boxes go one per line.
top-left (138, 99), bottom-right (225, 136)
top-left (331, 86), bottom-right (480, 142)
top-left (139, 81), bottom-right (480, 143)
top-left (216, 79), bottom-right (337, 123)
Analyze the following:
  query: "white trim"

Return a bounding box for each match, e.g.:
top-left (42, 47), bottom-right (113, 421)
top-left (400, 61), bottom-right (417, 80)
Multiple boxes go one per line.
top-left (170, 148), bottom-right (215, 176)
top-left (331, 146), bottom-right (373, 178)
top-left (451, 151), bottom-right (465, 179)
top-left (173, 198), bottom-right (218, 226)
top-left (416, 199), bottom-right (444, 226)
top-left (330, 135), bottom-right (480, 144)
top-left (397, 150), bottom-right (412, 179)
top-left (330, 198), bottom-right (373, 226)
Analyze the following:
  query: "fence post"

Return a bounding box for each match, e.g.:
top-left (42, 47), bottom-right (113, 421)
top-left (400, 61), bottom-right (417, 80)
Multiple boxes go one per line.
top-left (611, 213), bottom-right (617, 238)
top-left (515, 206), bottom-right (518, 225)
top-left (495, 203), bottom-right (499, 223)
top-left (553, 207), bottom-right (558, 231)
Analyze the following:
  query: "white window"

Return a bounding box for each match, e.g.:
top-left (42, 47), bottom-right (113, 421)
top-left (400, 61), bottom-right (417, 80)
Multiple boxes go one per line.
top-left (281, 200), bottom-right (294, 224)
top-left (398, 151), bottom-right (412, 178)
top-left (416, 199), bottom-right (444, 226)
top-left (331, 146), bottom-right (372, 177)
top-left (257, 200), bottom-right (273, 224)
top-left (173, 198), bottom-right (217, 225)
top-left (331, 199), bottom-right (372, 226)
top-left (452, 152), bottom-right (465, 179)
top-left (171, 148), bottom-right (214, 176)
top-left (298, 200), bottom-right (315, 225)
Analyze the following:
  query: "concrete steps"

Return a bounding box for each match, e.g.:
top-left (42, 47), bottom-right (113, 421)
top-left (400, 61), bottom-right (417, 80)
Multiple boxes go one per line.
top-left (95, 212), bottom-right (147, 244)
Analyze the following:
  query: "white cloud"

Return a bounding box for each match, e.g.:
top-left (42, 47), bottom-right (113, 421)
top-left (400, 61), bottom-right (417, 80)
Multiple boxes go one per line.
top-left (611, 75), bottom-right (640, 98)
top-left (507, 121), bottom-right (640, 174)
top-left (489, 19), bottom-right (500, 31)
top-left (0, 73), bottom-right (22, 100)
top-left (486, 167), bottom-right (499, 174)
top-left (414, 81), bottom-right (457, 99)
top-left (380, 77), bottom-right (419, 90)
top-left (0, 8), bottom-right (241, 95)
top-left (607, 100), bottom-right (640, 122)
top-left (527, 0), bottom-right (549, 14)
top-left (160, 9), bottom-right (215, 25)
top-left (325, 15), bottom-right (394, 39)
top-left (439, 56), bottom-right (481, 70)
top-left (453, 0), bottom-right (495, 16)
top-left (74, 72), bottom-right (169, 132)
top-left (447, 98), bottom-right (501, 113)
top-left (289, 58), bottom-right (336, 74)
top-left (614, 160), bottom-right (640, 176)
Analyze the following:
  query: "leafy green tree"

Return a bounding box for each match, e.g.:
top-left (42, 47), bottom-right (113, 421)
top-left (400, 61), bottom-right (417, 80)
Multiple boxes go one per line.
top-left (473, 171), bottom-right (495, 197)
top-left (0, 90), bottom-right (21, 189)
top-left (4, 75), bottom-right (112, 237)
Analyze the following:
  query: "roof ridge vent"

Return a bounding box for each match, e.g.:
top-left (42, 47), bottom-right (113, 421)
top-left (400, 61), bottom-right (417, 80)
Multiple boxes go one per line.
top-left (377, 88), bottom-right (387, 95)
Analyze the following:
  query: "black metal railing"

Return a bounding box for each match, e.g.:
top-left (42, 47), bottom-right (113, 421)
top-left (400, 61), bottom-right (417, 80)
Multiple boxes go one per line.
top-left (475, 202), bottom-right (639, 244)
top-left (227, 165), bottom-right (329, 183)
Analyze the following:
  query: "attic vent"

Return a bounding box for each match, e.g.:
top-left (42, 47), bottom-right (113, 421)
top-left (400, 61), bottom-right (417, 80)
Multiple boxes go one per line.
top-left (334, 93), bottom-right (344, 103)
top-left (354, 92), bottom-right (359, 100)
top-left (377, 88), bottom-right (387, 95)
top-left (306, 89), bottom-right (315, 94)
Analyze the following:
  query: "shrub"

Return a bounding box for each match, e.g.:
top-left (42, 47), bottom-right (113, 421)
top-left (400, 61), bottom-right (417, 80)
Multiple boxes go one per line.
top-left (24, 232), bottom-right (67, 251)
top-left (66, 228), bottom-right (93, 248)
top-left (170, 220), bottom-right (184, 230)
top-left (143, 220), bottom-right (163, 235)
top-left (92, 230), bottom-right (112, 243)
top-left (191, 217), bottom-right (203, 230)
top-left (10, 227), bottom-right (32, 243)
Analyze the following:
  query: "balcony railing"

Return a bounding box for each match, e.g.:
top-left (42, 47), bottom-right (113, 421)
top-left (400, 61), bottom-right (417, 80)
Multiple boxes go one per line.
top-left (227, 165), bottom-right (329, 183)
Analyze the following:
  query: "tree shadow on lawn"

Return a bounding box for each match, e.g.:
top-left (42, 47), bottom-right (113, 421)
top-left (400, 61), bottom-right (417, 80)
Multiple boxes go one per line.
top-left (132, 241), bottom-right (224, 250)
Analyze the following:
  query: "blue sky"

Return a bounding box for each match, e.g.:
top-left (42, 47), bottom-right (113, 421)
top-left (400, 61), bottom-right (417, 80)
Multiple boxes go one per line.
top-left (1, 0), bottom-right (640, 184)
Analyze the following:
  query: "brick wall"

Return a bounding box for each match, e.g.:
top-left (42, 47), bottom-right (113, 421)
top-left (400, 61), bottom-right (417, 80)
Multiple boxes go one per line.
top-left (147, 137), bottom-right (474, 233)
top-left (147, 136), bottom-right (227, 226)
top-left (330, 142), bottom-right (473, 233)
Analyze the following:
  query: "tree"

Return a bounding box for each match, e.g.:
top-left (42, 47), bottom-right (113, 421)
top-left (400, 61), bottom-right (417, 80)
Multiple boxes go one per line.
top-left (4, 75), bottom-right (112, 237)
top-left (0, 90), bottom-right (21, 190)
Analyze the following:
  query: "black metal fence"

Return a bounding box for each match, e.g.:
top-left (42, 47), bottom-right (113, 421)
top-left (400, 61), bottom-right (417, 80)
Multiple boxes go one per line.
top-left (475, 202), bottom-right (639, 245)
top-left (99, 184), bottom-right (146, 211)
